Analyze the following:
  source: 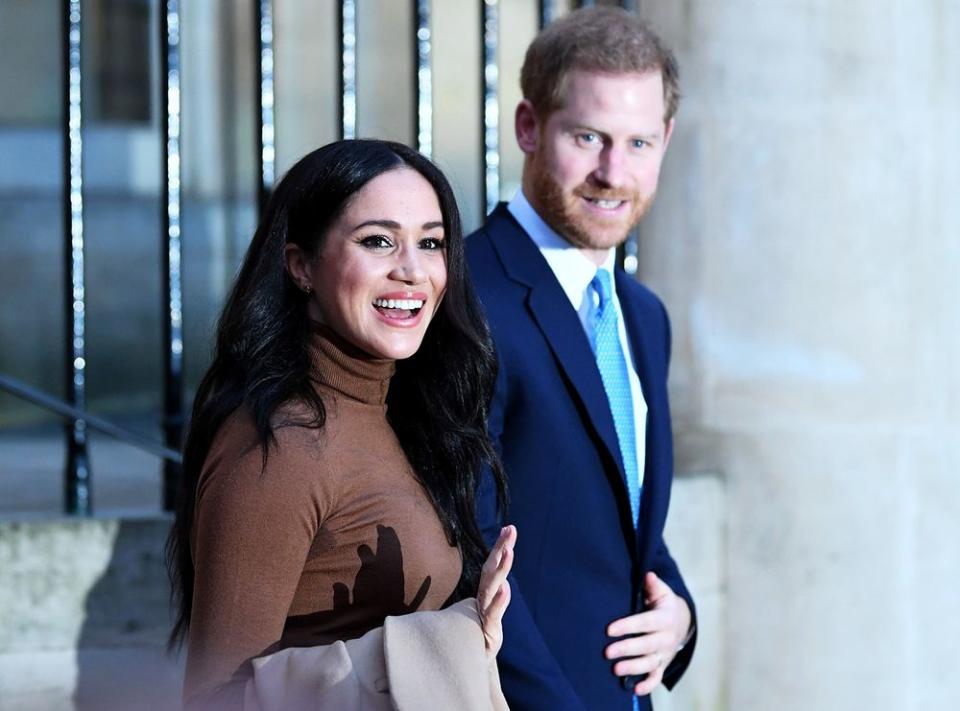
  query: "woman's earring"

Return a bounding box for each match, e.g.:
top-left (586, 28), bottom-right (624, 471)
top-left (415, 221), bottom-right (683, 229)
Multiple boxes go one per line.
top-left (303, 284), bottom-right (313, 295)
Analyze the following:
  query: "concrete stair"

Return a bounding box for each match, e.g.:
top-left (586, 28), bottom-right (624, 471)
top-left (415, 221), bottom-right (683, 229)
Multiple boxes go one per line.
top-left (0, 516), bottom-right (184, 711)
top-left (0, 424), bottom-right (725, 711)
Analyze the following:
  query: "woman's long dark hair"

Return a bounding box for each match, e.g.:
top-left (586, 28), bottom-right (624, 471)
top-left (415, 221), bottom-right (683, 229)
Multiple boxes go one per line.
top-left (166, 139), bottom-right (506, 647)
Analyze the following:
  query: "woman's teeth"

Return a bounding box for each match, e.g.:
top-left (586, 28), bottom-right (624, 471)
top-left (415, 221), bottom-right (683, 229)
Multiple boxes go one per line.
top-left (373, 298), bottom-right (424, 310)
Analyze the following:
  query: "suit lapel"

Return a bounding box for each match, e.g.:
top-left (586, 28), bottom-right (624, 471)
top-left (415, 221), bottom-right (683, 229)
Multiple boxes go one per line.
top-left (615, 269), bottom-right (656, 410)
top-left (484, 206), bottom-right (627, 491)
top-left (616, 269), bottom-right (663, 558)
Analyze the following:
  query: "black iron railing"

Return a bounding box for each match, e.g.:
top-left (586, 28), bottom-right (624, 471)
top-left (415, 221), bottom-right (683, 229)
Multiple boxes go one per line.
top-left (414, 0), bottom-right (433, 158)
top-left (481, 0), bottom-right (500, 216)
top-left (6, 0), bottom-right (642, 515)
top-left (255, 0), bottom-right (277, 214)
top-left (160, 0), bottom-right (185, 511)
top-left (0, 374), bottom-right (182, 465)
top-left (339, 0), bottom-right (358, 141)
top-left (62, 0), bottom-right (90, 514)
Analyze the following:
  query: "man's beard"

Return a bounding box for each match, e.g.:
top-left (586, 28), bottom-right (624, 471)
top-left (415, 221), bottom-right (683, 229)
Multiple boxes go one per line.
top-left (528, 156), bottom-right (654, 251)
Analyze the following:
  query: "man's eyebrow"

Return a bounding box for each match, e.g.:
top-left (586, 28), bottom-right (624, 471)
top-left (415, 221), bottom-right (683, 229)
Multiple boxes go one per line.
top-left (634, 130), bottom-right (664, 142)
top-left (567, 123), bottom-right (608, 136)
top-left (567, 123), bottom-right (663, 142)
top-left (352, 219), bottom-right (445, 231)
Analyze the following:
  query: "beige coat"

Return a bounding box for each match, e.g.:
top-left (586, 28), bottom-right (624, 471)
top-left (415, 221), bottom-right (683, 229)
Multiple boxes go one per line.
top-left (236, 598), bottom-right (508, 711)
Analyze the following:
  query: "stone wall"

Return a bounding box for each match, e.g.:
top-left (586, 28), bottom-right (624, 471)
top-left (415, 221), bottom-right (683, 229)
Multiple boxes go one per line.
top-left (0, 478), bottom-right (724, 709)
top-left (640, 2), bottom-right (960, 709)
top-left (0, 516), bottom-right (183, 710)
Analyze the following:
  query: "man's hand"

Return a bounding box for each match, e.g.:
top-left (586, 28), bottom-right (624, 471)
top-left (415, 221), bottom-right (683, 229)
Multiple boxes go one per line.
top-left (604, 572), bottom-right (692, 696)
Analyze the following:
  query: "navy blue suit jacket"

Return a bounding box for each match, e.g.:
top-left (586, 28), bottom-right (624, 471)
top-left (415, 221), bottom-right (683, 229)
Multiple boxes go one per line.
top-left (467, 205), bottom-right (696, 710)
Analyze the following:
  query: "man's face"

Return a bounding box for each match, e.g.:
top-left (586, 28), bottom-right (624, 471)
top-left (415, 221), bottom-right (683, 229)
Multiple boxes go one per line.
top-left (519, 70), bottom-right (674, 262)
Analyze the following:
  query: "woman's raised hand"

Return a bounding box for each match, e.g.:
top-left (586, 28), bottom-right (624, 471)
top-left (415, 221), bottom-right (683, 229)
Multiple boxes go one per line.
top-left (477, 525), bottom-right (517, 659)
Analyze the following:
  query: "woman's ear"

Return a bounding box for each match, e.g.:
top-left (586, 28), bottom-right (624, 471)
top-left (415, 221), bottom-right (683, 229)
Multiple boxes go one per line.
top-left (284, 243), bottom-right (313, 293)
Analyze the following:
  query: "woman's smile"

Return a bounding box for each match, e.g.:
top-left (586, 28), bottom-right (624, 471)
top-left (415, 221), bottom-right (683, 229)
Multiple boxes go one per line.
top-left (372, 290), bottom-right (428, 324)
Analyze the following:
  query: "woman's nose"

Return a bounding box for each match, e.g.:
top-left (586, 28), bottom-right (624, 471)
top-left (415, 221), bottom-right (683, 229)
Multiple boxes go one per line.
top-left (389, 246), bottom-right (427, 284)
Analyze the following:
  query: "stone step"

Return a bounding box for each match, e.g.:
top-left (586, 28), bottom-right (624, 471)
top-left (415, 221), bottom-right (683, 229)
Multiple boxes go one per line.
top-left (0, 516), bottom-right (183, 710)
top-left (0, 474), bottom-right (725, 711)
top-left (0, 426), bottom-right (166, 515)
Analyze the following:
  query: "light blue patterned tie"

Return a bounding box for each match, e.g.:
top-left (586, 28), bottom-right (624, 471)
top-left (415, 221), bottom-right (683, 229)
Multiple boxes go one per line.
top-left (590, 269), bottom-right (640, 529)
top-left (592, 270), bottom-right (644, 710)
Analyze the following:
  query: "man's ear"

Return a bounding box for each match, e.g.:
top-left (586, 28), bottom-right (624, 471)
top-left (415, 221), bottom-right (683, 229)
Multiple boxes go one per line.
top-left (515, 99), bottom-right (540, 154)
top-left (662, 117), bottom-right (676, 154)
top-left (284, 243), bottom-right (313, 292)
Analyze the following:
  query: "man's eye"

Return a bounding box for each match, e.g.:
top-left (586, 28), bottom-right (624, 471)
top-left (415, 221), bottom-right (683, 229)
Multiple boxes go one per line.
top-left (577, 132), bottom-right (600, 145)
top-left (420, 237), bottom-right (446, 251)
top-left (633, 139), bottom-right (649, 149)
top-left (359, 235), bottom-right (393, 249)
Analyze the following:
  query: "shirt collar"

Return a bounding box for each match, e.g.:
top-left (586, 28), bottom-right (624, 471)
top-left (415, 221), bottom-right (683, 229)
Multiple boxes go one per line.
top-left (507, 189), bottom-right (617, 310)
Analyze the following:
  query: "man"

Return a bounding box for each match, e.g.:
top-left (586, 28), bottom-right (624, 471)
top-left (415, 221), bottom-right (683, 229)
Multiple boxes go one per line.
top-left (466, 7), bottom-right (696, 710)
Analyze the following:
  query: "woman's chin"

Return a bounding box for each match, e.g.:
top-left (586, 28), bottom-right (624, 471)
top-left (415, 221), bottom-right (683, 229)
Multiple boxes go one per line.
top-left (356, 330), bottom-right (428, 361)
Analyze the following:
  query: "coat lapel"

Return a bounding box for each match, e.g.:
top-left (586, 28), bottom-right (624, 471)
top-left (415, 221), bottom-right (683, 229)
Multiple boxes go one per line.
top-left (484, 205), bottom-right (627, 493)
top-left (615, 269), bottom-right (656, 411)
top-left (615, 269), bottom-right (665, 559)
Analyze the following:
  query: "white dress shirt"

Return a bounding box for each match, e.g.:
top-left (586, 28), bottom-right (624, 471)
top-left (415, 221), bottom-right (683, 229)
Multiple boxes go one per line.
top-left (507, 190), bottom-right (648, 490)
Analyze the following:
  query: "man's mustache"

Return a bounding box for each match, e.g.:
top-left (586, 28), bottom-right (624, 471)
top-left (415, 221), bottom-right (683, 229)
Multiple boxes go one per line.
top-left (572, 186), bottom-right (638, 202)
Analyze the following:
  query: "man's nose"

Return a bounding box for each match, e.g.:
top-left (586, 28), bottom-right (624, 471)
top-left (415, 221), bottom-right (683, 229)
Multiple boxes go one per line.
top-left (592, 145), bottom-right (628, 188)
top-left (389, 245), bottom-right (427, 284)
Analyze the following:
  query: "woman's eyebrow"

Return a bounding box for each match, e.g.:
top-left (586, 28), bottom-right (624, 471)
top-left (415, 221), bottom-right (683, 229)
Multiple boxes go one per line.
top-left (353, 219), bottom-right (401, 231)
top-left (352, 219), bottom-right (444, 231)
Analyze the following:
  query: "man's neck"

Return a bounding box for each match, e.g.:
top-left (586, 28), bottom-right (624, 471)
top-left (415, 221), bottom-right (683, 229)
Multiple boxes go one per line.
top-left (580, 245), bottom-right (611, 268)
top-left (517, 183), bottom-right (613, 268)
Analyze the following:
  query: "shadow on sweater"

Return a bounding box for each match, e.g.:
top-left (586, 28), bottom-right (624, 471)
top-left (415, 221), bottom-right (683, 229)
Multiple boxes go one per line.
top-left (283, 524), bottom-right (432, 646)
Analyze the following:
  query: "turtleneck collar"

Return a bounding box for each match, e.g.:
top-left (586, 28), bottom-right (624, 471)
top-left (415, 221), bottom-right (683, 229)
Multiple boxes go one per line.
top-left (309, 322), bottom-right (395, 406)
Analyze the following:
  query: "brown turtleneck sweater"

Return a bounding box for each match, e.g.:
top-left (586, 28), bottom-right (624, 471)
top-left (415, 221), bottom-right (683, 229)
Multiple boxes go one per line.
top-left (183, 327), bottom-right (463, 707)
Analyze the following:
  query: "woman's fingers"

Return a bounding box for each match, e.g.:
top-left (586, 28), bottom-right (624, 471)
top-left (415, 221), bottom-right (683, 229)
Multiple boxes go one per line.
top-left (481, 580), bottom-right (511, 654)
top-left (481, 546), bottom-right (513, 616)
top-left (479, 525), bottom-right (516, 610)
top-left (478, 526), bottom-right (517, 658)
top-left (486, 578), bottom-right (511, 622)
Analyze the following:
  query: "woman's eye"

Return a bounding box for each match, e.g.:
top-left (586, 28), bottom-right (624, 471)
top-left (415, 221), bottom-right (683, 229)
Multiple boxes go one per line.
top-left (420, 236), bottom-right (446, 251)
top-left (359, 235), bottom-right (393, 249)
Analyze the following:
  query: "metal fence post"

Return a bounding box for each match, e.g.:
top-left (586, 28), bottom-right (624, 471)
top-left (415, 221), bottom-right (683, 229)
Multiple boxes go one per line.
top-left (161, 0), bottom-right (185, 511)
top-left (414, 0), bottom-right (433, 158)
top-left (63, 0), bottom-right (91, 515)
top-left (481, 0), bottom-right (500, 217)
top-left (255, 0), bottom-right (276, 216)
top-left (339, 0), bottom-right (358, 140)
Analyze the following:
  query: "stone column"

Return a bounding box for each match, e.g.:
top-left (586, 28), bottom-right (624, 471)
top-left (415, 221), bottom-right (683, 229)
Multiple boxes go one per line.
top-left (641, 2), bottom-right (960, 709)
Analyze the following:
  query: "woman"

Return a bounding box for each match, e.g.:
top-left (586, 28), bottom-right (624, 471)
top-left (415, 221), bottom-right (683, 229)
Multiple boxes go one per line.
top-left (166, 139), bottom-right (513, 709)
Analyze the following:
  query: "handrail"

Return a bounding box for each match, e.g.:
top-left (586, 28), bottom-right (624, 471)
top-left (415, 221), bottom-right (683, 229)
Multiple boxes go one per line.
top-left (0, 373), bottom-right (183, 464)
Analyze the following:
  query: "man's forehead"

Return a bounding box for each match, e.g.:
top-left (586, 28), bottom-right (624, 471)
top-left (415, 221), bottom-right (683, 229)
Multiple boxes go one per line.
top-left (551, 70), bottom-right (668, 129)
top-left (559, 68), bottom-right (664, 100)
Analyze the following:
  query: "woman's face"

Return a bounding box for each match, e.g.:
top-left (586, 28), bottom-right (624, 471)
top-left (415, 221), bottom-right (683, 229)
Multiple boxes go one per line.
top-left (306, 167), bottom-right (448, 360)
